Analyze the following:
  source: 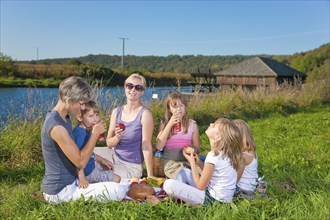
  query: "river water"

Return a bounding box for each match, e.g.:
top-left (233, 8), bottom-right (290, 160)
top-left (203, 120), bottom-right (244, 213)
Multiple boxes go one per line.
top-left (0, 86), bottom-right (192, 128)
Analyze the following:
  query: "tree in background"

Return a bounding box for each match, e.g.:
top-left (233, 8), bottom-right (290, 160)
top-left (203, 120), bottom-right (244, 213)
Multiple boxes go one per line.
top-left (0, 53), bottom-right (18, 77)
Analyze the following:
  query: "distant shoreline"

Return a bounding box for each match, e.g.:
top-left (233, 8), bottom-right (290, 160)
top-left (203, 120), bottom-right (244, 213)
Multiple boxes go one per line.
top-left (0, 77), bottom-right (189, 88)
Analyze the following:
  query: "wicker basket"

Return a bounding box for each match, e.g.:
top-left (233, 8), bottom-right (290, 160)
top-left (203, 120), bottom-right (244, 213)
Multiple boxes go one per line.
top-left (153, 156), bottom-right (165, 177)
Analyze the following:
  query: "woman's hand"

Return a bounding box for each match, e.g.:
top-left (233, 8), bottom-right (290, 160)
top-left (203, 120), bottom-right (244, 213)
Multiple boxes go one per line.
top-left (114, 125), bottom-right (124, 140)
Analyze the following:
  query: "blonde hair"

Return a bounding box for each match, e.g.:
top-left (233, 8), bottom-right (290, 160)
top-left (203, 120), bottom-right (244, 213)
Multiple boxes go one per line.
top-left (232, 119), bottom-right (256, 152)
top-left (58, 76), bottom-right (92, 104)
top-left (81, 100), bottom-right (99, 116)
top-left (164, 91), bottom-right (189, 137)
top-left (212, 118), bottom-right (243, 170)
top-left (124, 73), bottom-right (147, 90)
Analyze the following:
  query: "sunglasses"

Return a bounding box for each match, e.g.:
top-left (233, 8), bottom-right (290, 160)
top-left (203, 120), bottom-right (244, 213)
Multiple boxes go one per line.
top-left (125, 83), bottom-right (144, 92)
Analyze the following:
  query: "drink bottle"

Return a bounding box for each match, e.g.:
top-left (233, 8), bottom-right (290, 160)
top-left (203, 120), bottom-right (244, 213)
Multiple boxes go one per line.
top-left (174, 122), bottom-right (181, 132)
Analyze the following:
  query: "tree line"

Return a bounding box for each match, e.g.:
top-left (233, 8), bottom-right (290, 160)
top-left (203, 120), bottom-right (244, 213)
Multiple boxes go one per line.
top-left (0, 43), bottom-right (329, 86)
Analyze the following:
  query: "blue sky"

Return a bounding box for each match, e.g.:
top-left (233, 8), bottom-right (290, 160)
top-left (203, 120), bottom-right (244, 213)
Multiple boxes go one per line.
top-left (1, 1), bottom-right (329, 61)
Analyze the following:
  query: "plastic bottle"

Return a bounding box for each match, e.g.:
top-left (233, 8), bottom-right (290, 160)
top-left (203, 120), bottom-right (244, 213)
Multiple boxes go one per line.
top-left (154, 149), bottom-right (164, 177)
top-left (257, 176), bottom-right (267, 194)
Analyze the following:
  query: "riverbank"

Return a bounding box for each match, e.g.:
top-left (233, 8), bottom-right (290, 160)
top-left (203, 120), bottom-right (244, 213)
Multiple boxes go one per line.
top-left (0, 77), bottom-right (61, 87)
top-left (0, 77), bottom-right (191, 88)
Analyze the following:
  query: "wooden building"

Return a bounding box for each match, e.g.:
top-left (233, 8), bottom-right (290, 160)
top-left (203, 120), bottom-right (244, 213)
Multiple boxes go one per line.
top-left (213, 57), bottom-right (306, 90)
top-left (188, 68), bottom-right (220, 93)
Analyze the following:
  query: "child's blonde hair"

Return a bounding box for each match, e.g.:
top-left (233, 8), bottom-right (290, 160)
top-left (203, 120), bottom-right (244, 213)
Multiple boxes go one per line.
top-left (212, 118), bottom-right (243, 170)
top-left (232, 119), bottom-right (256, 152)
top-left (164, 91), bottom-right (189, 136)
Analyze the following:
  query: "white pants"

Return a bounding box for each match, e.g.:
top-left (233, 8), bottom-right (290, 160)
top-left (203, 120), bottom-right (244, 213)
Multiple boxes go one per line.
top-left (43, 180), bottom-right (126, 204)
top-left (163, 179), bottom-right (205, 205)
top-left (94, 147), bottom-right (143, 179)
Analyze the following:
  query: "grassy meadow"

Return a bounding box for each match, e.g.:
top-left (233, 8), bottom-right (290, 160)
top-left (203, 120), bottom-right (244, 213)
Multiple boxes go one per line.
top-left (0, 79), bottom-right (329, 219)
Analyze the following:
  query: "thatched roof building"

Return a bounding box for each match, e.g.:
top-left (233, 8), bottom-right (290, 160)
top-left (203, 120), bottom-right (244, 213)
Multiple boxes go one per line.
top-left (213, 57), bottom-right (305, 89)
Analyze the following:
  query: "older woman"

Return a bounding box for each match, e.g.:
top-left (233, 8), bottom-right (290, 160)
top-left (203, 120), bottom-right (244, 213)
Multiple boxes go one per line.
top-left (41, 76), bottom-right (125, 203)
top-left (104, 73), bottom-right (154, 179)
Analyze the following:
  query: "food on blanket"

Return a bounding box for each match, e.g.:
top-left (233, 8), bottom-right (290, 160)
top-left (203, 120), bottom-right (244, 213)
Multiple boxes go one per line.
top-left (146, 177), bottom-right (158, 187)
top-left (183, 146), bottom-right (197, 156)
top-left (158, 188), bottom-right (167, 196)
top-left (140, 177), bottom-right (148, 185)
top-left (157, 178), bottom-right (165, 188)
top-left (130, 177), bottom-right (139, 183)
top-left (130, 182), bottom-right (138, 187)
top-left (130, 177), bottom-right (139, 187)
top-left (116, 123), bottom-right (126, 131)
top-left (127, 184), bottom-right (156, 200)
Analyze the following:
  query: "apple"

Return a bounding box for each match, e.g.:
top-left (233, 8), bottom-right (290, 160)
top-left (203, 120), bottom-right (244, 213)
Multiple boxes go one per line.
top-left (140, 180), bottom-right (148, 185)
top-left (183, 146), bottom-right (196, 156)
top-left (98, 133), bottom-right (106, 142)
top-left (130, 182), bottom-right (138, 187)
top-left (158, 189), bottom-right (167, 196)
top-left (116, 123), bottom-right (125, 131)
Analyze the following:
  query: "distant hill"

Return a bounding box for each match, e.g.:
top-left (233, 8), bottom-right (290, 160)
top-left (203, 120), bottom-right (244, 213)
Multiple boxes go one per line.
top-left (2, 43), bottom-right (327, 86)
top-left (24, 43), bottom-right (329, 80)
top-left (33, 54), bottom-right (261, 73)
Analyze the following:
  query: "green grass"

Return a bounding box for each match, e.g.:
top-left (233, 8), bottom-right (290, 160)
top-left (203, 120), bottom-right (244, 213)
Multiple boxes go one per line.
top-left (1, 104), bottom-right (329, 219)
top-left (1, 79), bottom-right (329, 219)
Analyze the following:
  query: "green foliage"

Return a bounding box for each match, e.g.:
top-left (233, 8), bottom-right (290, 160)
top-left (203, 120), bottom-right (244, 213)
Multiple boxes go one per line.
top-left (0, 77), bottom-right (61, 87)
top-left (2, 43), bottom-right (328, 88)
top-left (0, 116), bottom-right (44, 168)
top-left (0, 53), bottom-right (18, 77)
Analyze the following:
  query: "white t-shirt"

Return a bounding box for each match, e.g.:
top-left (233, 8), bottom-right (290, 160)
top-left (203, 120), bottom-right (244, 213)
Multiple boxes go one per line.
top-left (205, 151), bottom-right (237, 203)
top-left (237, 152), bottom-right (258, 191)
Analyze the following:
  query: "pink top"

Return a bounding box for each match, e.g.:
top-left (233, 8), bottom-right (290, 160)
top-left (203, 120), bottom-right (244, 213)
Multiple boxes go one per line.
top-left (165, 119), bottom-right (195, 150)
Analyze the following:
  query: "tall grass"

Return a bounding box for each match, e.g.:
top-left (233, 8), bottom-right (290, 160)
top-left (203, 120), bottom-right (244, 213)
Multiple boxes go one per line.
top-left (0, 79), bottom-right (329, 219)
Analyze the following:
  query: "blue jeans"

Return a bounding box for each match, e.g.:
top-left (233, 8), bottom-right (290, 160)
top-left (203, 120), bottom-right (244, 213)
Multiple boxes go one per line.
top-left (199, 155), bottom-right (206, 163)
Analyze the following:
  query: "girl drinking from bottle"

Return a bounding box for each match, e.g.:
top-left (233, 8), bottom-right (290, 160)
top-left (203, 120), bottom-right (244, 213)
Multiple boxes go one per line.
top-left (156, 91), bottom-right (201, 179)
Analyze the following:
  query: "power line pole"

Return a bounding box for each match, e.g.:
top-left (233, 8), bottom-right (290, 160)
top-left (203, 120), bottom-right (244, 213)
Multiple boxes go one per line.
top-left (118, 37), bottom-right (128, 70)
top-left (35, 47), bottom-right (39, 62)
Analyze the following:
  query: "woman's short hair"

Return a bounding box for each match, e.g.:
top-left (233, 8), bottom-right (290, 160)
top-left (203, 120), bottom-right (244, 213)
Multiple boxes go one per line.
top-left (58, 76), bottom-right (92, 104)
top-left (124, 73), bottom-right (147, 90)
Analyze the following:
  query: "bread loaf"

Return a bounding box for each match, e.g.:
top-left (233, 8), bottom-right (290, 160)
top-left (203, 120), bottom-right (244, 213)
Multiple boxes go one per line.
top-left (127, 184), bottom-right (156, 200)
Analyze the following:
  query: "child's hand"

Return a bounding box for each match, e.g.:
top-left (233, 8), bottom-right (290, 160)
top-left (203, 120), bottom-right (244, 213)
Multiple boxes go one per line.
top-left (169, 113), bottom-right (182, 127)
top-left (98, 157), bottom-right (115, 171)
top-left (92, 120), bottom-right (106, 135)
top-left (183, 149), bottom-right (196, 165)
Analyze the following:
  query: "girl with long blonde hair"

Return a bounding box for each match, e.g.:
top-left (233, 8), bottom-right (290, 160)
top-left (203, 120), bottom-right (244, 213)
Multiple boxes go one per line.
top-left (163, 118), bottom-right (243, 205)
top-left (232, 119), bottom-right (258, 197)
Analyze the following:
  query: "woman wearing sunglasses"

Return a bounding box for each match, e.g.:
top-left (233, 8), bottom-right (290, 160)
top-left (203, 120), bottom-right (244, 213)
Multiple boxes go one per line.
top-left (105, 73), bottom-right (154, 179)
